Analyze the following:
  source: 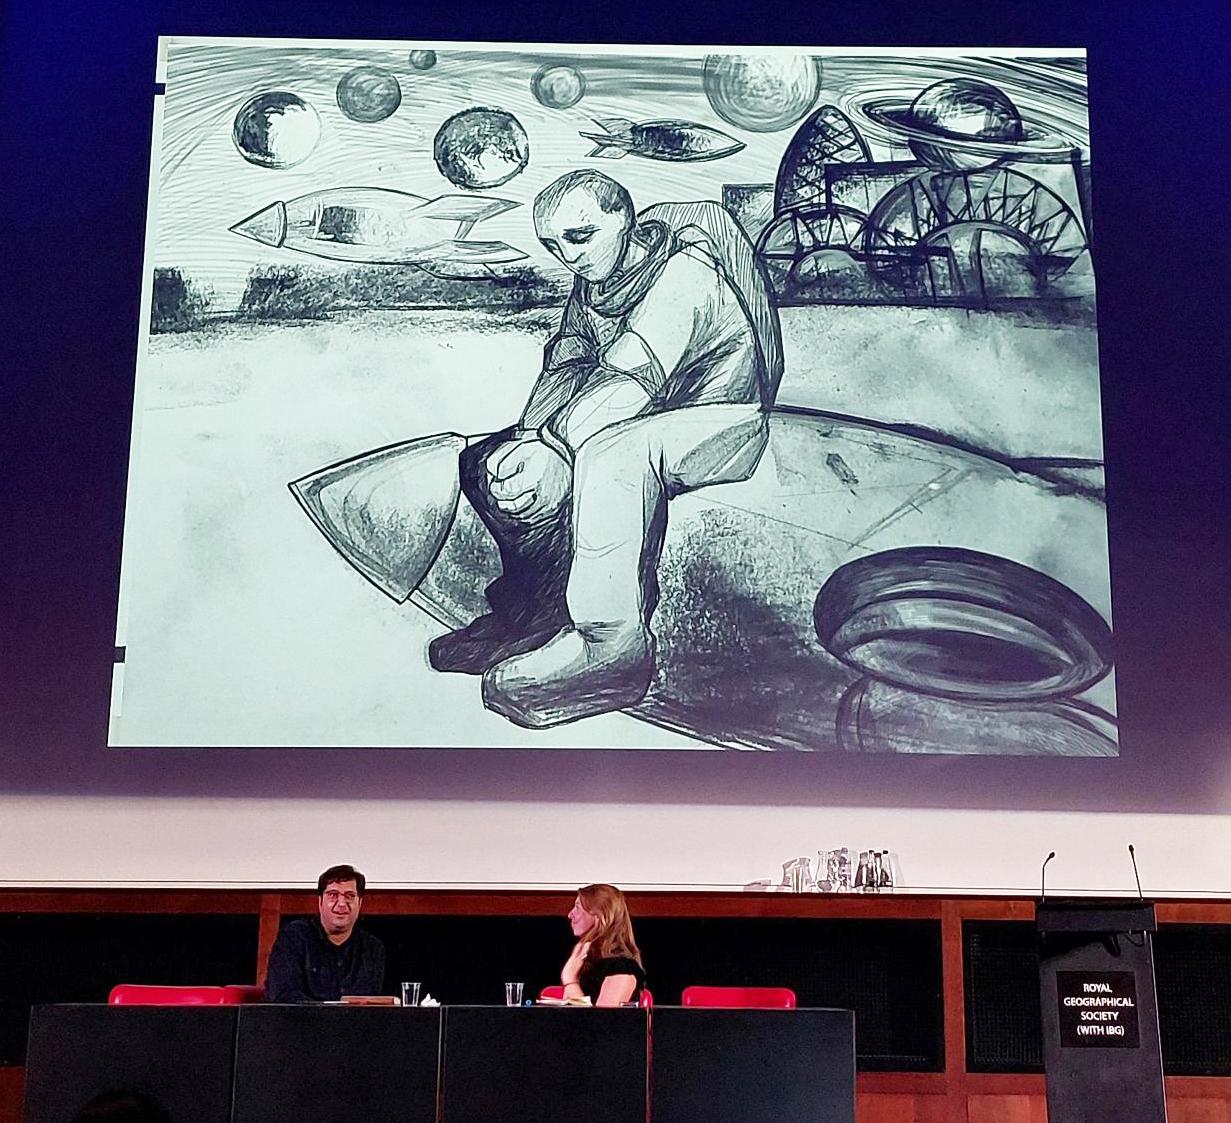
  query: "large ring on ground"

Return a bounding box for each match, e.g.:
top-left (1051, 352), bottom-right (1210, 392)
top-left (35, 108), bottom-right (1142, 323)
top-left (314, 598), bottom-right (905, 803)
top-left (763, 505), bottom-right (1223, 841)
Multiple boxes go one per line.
top-left (814, 545), bottom-right (1112, 701)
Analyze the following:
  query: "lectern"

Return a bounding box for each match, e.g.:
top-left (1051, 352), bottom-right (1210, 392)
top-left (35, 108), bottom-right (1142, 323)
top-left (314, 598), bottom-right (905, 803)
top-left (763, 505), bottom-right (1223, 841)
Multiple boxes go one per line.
top-left (1037, 900), bottom-right (1167, 1123)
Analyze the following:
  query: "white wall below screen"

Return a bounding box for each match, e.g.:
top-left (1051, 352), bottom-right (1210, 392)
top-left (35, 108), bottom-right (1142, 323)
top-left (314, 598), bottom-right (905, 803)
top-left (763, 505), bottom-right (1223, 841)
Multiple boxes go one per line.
top-left (2, 795), bottom-right (1229, 897)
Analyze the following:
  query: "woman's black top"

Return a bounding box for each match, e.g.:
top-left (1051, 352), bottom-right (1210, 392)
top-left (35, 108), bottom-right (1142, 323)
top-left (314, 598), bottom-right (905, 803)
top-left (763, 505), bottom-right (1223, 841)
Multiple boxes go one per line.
top-left (578, 955), bottom-right (645, 1003)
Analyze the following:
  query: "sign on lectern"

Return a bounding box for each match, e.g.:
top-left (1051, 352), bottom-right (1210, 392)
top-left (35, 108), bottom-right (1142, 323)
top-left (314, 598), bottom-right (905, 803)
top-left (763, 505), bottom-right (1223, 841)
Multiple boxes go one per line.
top-left (1037, 900), bottom-right (1167, 1123)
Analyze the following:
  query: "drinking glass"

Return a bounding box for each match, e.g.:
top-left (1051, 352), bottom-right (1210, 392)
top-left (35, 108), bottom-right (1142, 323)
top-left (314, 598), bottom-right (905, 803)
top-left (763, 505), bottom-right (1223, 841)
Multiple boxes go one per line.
top-left (401, 981), bottom-right (422, 1007)
top-left (505, 981), bottom-right (524, 1006)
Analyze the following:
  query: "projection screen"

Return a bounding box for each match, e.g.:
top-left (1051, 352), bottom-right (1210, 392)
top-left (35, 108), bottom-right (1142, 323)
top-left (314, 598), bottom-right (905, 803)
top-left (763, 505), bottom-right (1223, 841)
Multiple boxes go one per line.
top-left (111, 39), bottom-right (1110, 754)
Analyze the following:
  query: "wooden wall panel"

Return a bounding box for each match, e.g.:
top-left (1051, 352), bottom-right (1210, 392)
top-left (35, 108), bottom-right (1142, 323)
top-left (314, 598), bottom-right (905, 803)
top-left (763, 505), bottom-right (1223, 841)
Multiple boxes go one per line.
top-left (256, 893), bottom-right (281, 986)
top-left (1167, 1100), bottom-right (1231, 1123)
top-left (857, 1092), bottom-right (950, 1122)
top-left (968, 1094), bottom-right (1047, 1123)
top-left (0, 1067), bottom-right (23, 1123)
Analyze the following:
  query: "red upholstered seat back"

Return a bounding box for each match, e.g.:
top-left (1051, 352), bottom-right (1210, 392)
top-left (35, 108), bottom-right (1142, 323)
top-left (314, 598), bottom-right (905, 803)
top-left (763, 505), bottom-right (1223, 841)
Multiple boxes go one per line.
top-left (108, 984), bottom-right (232, 1005)
top-left (680, 985), bottom-right (797, 1008)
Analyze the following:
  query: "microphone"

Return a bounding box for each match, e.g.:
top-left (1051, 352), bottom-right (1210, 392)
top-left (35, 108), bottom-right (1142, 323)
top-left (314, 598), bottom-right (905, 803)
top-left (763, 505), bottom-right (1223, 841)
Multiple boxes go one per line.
top-left (1128, 843), bottom-right (1144, 900)
top-left (1040, 851), bottom-right (1056, 901)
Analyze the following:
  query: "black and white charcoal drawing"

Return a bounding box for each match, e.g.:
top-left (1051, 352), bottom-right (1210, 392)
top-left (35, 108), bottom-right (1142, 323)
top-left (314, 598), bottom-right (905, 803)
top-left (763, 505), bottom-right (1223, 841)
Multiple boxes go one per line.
top-left (111, 41), bottom-right (1113, 752)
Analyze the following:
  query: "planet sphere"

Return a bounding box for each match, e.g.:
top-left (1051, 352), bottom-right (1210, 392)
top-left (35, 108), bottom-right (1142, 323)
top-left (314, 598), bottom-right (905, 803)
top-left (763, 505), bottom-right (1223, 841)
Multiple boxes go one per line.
top-left (232, 91), bottom-right (321, 169)
top-left (434, 107), bottom-right (529, 189)
top-left (703, 54), bottom-right (821, 132)
top-left (336, 66), bottom-right (402, 123)
top-left (906, 78), bottom-right (1024, 172)
top-left (409, 49), bottom-right (437, 71)
top-left (531, 64), bottom-right (586, 109)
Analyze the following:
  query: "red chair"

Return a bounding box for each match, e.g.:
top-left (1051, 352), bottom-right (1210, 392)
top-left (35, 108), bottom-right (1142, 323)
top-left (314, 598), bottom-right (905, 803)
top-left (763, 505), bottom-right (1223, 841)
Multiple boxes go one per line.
top-left (681, 985), bottom-right (797, 1008)
top-left (540, 984), bottom-right (654, 1007)
top-left (108, 984), bottom-right (232, 1005)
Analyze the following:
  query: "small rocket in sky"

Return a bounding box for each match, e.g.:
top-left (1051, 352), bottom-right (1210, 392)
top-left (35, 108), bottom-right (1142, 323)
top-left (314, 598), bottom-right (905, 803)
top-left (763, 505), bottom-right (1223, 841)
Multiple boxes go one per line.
top-left (579, 117), bottom-right (746, 162)
top-left (230, 187), bottom-right (527, 271)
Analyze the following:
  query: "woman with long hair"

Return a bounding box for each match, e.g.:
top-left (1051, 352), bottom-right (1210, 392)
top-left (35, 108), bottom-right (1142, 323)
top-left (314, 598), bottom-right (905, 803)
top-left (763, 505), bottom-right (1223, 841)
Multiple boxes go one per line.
top-left (560, 883), bottom-right (645, 1006)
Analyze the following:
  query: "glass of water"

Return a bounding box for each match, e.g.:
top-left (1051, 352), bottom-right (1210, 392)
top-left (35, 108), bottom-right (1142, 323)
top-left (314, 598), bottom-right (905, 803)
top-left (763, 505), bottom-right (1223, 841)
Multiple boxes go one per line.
top-left (401, 981), bottom-right (422, 1007)
top-left (505, 981), bottom-right (524, 1006)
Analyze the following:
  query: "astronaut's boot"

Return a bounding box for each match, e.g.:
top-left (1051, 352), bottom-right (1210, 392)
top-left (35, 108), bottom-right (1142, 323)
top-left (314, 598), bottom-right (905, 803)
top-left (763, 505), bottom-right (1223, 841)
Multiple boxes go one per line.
top-left (429, 613), bottom-right (561, 675)
top-left (481, 624), bottom-right (655, 728)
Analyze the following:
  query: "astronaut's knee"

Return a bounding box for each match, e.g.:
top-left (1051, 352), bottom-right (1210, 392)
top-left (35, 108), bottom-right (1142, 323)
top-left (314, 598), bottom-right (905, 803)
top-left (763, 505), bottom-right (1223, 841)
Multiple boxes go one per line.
top-left (574, 419), bottom-right (651, 481)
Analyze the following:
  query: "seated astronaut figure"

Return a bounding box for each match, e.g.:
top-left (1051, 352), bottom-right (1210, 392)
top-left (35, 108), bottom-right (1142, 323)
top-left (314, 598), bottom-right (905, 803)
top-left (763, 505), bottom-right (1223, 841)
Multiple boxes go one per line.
top-left (429, 169), bottom-right (783, 728)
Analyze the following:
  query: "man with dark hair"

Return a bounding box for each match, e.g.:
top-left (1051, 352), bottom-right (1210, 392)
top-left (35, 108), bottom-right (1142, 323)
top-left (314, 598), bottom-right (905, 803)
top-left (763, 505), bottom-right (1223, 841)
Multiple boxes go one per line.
top-left (429, 169), bottom-right (783, 728)
top-left (316, 862), bottom-right (366, 897)
top-left (264, 864), bottom-right (386, 1003)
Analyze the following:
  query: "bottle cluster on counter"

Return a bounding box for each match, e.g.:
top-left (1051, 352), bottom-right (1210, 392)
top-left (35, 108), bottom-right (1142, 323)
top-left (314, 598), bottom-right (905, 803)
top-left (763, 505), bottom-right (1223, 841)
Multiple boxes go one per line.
top-left (746, 849), bottom-right (899, 892)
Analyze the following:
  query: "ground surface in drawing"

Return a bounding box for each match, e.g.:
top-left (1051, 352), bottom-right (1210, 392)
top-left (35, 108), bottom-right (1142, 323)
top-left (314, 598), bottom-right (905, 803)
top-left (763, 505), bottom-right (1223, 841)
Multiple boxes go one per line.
top-left (111, 303), bottom-right (1109, 749)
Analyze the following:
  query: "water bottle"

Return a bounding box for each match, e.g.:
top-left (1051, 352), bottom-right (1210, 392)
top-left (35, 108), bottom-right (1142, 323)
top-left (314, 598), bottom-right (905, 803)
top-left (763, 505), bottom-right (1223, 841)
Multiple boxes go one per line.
top-left (836, 848), bottom-right (852, 892)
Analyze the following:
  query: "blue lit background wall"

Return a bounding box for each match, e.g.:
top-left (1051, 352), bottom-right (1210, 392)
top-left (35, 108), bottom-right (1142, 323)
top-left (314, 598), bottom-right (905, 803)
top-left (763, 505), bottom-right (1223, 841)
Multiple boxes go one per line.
top-left (2, 0), bottom-right (1229, 819)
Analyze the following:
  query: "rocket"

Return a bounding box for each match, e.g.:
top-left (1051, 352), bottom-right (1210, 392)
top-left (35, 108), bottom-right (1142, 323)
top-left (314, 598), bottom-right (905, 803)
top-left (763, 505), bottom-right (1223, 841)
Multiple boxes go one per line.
top-left (579, 117), bottom-right (745, 162)
top-left (289, 409), bottom-right (1115, 754)
top-left (229, 187), bottom-right (527, 269)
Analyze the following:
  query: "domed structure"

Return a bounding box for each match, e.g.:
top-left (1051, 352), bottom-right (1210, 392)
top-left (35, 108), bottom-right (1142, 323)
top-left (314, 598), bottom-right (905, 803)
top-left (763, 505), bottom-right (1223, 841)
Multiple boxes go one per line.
top-left (702, 54), bottom-right (821, 133)
top-left (434, 107), bottom-right (529, 189)
top-left (232, 91), bottom-right (321, 169)
top-left (905, 78), bottom-right (1024, 172)
top-left (775, 104), bottom-right (872, 214)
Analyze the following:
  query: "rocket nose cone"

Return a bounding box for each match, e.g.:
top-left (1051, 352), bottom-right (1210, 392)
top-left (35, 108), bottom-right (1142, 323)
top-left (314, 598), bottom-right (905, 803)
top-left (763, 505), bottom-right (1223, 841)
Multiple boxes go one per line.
top-left (230, 200), bottom-right (288, 247)
top-left (290, 433), bottom-right (467, 603)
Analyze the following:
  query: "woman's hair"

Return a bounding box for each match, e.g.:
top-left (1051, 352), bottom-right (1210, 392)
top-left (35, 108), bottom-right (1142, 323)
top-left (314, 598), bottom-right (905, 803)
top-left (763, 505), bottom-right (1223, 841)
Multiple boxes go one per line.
top-left (578, 883), bottom-right (642, 965)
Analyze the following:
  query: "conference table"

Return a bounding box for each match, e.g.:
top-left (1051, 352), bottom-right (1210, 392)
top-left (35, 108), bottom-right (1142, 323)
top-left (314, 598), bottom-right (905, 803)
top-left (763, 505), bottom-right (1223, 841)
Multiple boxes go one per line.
top-left (25, 1003), bottom-right (855, 1123)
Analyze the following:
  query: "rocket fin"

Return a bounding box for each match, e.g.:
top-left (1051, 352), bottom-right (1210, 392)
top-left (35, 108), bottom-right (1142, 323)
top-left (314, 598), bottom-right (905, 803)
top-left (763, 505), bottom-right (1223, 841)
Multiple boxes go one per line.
top-left (591, 116), bottom-right (633, 136)
top-left (419, 239), bottom-right (529, 265)
top-left (416, 195), bottom-right (519, 224)
top-left (578, 117), bottom-right (635, 160)
top-left (416, 263), bottom-right (489, 280)
top-left (416, 195), bottom-right (519, 241)
top-left (579, 117), bottom-right (633, 159)
top-left (584, 143), bottom-right (628, 159)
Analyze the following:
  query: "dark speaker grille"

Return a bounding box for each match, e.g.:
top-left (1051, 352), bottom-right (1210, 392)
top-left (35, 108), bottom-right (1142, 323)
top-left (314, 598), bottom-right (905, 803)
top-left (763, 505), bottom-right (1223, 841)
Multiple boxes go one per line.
top-left (643, 917), bottom-right (943, 1071)
top-left (1155, 924), bottom-right (1231, 1076)
top-left (0, 913), bottom-right (259, 1064)
top-left (964, 919), bottom-right (1231, 1076)
top-left (963, 920), bottom-right (1043, 1072)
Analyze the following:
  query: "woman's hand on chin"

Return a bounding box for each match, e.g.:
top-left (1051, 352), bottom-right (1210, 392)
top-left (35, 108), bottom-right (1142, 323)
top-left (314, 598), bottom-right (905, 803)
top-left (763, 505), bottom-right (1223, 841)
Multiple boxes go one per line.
top-left (561, 939), bottom-right (591, 985)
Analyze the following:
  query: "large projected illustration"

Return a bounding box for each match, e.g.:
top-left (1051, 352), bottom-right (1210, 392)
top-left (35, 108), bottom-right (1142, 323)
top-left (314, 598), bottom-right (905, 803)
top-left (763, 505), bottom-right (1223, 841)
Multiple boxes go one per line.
top-left (111, 40), bottom-right (1111, 752)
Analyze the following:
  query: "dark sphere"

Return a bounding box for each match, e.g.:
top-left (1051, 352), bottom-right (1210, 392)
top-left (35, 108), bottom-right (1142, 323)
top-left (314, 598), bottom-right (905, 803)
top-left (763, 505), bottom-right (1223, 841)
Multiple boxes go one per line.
top-left (434, 107), bottom-right (529, 189)
top-left (409, 49), bottom-right (437, 71)
top-left (531, 64), bottom-right (586, 110)
top-left (232, 91), bottom-right (320, 168)
top-left (907, 78), bottom-right (1023, 172)
top-left (336, 66), bottom-right (402, 123)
